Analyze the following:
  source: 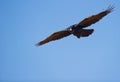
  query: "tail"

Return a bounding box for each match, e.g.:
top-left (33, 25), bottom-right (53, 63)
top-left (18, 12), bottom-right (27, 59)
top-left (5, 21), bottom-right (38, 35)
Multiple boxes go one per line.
top-left (73, 29), bottom-right (94, 38)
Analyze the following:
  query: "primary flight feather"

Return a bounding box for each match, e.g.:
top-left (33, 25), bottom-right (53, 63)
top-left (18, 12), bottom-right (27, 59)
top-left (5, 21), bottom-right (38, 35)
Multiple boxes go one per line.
top-left (36, 6), bottom-right (114, 46)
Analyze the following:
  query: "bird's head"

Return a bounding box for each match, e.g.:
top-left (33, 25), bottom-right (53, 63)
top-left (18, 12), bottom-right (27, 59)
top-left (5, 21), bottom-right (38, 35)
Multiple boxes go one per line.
top-left (67, 24), bottom-right (76, 33)
top-left (68, 27), bottom-right (72, 31)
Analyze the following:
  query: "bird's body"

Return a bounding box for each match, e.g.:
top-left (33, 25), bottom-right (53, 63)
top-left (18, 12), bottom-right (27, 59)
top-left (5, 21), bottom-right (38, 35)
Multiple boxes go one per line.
top-left (36, 6), bottom-right (114, 46)
top-left (67, 24), bottom-right (94, 38)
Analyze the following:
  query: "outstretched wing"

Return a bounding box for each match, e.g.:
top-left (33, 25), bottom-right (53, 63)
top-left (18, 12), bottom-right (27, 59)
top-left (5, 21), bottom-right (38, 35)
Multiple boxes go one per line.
top-left (36, 30), bottom-right (71, 46)
top-left (77, 6), bottom-right (114, 28)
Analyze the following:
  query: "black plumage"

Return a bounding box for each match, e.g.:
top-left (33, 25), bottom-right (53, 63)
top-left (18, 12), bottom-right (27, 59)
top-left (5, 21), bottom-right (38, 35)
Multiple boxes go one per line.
top-left (36, 6), bottom-right (114, 46)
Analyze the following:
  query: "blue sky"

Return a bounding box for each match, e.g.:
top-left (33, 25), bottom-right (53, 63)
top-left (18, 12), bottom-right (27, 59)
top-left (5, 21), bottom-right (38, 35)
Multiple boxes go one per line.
top-left (0, 0), bottom-right (120, 82)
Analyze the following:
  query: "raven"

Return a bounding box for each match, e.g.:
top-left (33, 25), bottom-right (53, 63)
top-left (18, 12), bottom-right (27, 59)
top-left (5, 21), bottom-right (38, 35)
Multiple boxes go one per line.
top-left (36, 6), bottom-right (114, 46)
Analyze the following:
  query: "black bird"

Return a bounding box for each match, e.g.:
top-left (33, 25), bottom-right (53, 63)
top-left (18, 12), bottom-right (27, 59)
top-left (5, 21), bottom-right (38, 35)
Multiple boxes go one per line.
top-left (36, 6), bottom-right (114, 46)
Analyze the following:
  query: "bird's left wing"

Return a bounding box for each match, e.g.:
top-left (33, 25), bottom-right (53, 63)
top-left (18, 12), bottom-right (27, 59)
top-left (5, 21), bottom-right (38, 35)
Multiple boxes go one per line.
top-left (77, 6), bottom-right (114, 28)
top-left (36, 30), bottom-right (71, 46)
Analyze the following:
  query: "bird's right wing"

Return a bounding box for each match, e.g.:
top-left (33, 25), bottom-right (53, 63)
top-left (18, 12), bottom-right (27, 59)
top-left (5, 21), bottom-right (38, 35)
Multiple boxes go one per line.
top-left (36, 30), bottom-right (71, 46)
top-left (77, 6), bottom-right (114, 28)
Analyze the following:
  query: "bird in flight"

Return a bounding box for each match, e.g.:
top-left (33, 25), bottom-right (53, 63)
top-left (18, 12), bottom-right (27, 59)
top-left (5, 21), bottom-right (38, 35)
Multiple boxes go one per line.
top-left (36, 6), bottom-right (114, 46)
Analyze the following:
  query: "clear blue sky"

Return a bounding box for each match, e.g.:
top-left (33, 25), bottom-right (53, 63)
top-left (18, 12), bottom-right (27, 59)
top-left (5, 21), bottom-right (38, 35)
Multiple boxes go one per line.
top-left (0, 0), bottom-right (120, 82)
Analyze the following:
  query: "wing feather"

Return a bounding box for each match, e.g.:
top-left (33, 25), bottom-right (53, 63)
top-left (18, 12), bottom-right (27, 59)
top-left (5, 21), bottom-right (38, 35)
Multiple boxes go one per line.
top-left (77, 6), bottom-right (114, 27)
top-left (36, 30), bottom-right (71, 46)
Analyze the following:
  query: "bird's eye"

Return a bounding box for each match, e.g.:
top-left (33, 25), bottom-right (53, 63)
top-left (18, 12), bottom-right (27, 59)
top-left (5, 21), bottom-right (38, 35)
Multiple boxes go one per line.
top-left (69, 28), bottom-right (72, 31)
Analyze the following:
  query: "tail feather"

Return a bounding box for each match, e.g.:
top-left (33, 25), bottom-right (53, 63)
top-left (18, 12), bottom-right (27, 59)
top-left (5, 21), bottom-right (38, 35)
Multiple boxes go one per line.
top-left (73, 29), bottom-right (94, 38)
